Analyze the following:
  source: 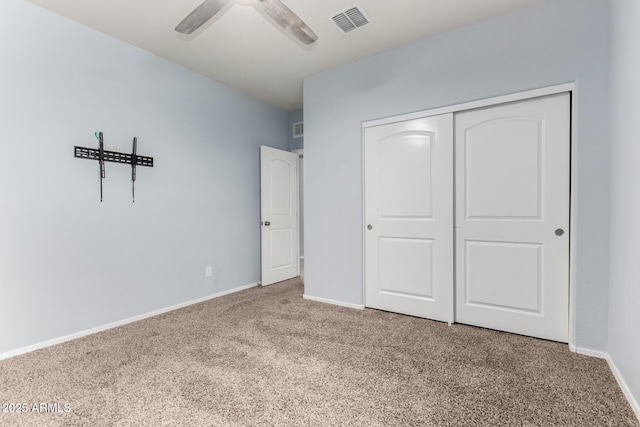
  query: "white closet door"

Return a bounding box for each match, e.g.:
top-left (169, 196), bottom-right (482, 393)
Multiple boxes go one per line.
top-left (455, 93), bottom-right (570, 342)
top-left (364, 114), bottom-right (454, 323)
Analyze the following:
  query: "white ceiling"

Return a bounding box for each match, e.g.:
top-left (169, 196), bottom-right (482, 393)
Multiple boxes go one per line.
top-left (26, 0), bottom-right (543, 111)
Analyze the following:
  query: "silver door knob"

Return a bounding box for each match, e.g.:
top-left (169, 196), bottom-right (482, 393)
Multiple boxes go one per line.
top-left (367, 224), bottom-right (373, 230)
top-left (555, 228), bottom-right (564, 236)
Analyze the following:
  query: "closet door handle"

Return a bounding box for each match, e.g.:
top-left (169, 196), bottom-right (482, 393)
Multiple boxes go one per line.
top-left (367, 224), bottom-right (373, 230)
top-left (555, 228), bottom-right (564, 236)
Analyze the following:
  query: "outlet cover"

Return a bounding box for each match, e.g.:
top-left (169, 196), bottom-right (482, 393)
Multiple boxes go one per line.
top-left (205, 266), bottom-right (213, 278)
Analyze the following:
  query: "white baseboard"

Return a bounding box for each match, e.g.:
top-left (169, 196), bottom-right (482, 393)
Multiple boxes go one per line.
top-left (569, 346), bottom-right (639, 422)
top-left (606, 354), bottom-right (640, 422)
top-left (571, 345), bottom-right (608, 359)
top-left (0, 282), bottom-right (258, 361)
top-left (303, 294), bottom-right (364, 310)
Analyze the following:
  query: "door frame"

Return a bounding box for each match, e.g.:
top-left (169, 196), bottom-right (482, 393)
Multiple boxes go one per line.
top-left (361, 82), bottom-right (578, 350)
top-left (292, 149), bottom-right (304, 262)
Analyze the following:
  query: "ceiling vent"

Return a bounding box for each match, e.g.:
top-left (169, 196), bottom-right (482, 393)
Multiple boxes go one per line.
top-left (330, 4), bottom-right (372, 34)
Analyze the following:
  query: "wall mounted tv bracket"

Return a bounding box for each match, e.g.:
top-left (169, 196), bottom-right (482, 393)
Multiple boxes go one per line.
top-left (74, 132), bottom-right (154, 202)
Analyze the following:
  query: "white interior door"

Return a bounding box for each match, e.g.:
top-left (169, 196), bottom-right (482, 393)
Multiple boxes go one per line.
top-left (454, 93), bottom-right (570, 342)
top-left (260, 146), bottom-right (299, 286)
top-left (364, 114), bottom-right (454, 323)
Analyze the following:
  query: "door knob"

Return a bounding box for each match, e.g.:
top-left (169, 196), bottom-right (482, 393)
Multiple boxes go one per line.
top-left (367, 224), bottom-right (373, 230)
top-left (555, 228), bottom-right (564, 236)
top-left (264, 221), bottom-right (271, 226)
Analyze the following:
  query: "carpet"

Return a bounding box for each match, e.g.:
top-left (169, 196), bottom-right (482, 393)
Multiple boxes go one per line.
top-left (0, 277), bottom-right (637, 426)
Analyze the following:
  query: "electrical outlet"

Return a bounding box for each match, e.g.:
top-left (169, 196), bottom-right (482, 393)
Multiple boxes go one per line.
top-left (106, 145), bottom-right (121, 152)
top-left (205, 266), bottom-right (213, 278)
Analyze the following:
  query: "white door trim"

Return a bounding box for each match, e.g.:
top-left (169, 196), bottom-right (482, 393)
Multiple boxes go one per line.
top-left (363, 83), bottom-right (575, 128)
top-left (361, 83), bottom-right (578, 350)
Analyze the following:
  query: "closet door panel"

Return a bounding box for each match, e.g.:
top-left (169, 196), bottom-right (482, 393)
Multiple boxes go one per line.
top-left (455, 93), bottom-right (570, 342)
top-left (364, 114), bottom-right (454, 323)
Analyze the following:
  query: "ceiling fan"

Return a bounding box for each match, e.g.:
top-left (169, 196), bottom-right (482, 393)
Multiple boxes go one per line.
top-left (175, 0), bottom-right (318, 45)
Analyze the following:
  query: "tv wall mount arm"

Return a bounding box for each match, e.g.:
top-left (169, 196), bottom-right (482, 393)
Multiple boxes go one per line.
top-left (74, 132), bottom-right (154, 202)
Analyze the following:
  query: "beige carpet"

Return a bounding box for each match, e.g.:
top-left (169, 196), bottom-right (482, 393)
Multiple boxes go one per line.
top-left (0, 277), bottom-right (637, 426)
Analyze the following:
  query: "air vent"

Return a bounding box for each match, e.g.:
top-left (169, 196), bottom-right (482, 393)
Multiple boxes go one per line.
top-left (330, 4), bottom-right (372, 34)
top-left (293, 121), bottom-right (304, 139)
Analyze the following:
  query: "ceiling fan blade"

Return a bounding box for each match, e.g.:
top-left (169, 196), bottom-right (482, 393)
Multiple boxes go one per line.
top-left (175, 0), bottom-right (231, 34)
top-left (255, 0), bottom-right (318, 45)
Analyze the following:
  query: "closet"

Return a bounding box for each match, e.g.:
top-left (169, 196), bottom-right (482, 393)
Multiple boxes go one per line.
top-left (364, 93), bottom-right (570, 342)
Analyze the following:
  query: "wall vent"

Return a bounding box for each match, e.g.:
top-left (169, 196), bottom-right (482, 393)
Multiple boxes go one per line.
top-left (330, 4), bottom-right (372, 34)
top-left (293, 121), bottom-right (304, 139)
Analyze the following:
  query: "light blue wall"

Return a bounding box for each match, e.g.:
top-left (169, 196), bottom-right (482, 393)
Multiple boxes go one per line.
top-left (304, 0), bottom-right (610, 351)
top-left (288, 109), bottom-right (304, 257)
top-left (288, 109), bottom-right (304, 151)
top-left (0, 0), bottom-right (288, 355)
top-left (608, 0), bottom-right (640, 411)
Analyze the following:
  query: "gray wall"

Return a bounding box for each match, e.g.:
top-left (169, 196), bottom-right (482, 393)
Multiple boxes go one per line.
top-left (608, 0), bottom-right (640, 409)
top-left (288, 109), bottom-right (304, 151)
top-left (304, 0), bottom-right (610, 351)
top-left (0, 0), bottom-right (288, 354)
